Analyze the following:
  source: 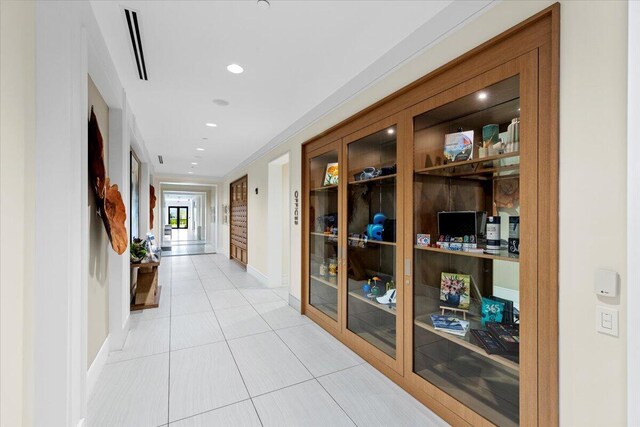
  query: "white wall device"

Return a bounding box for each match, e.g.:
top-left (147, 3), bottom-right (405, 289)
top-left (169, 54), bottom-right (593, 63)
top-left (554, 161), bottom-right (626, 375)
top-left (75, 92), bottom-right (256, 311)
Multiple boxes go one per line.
top-left (594, 268), bottom-right (619, 298)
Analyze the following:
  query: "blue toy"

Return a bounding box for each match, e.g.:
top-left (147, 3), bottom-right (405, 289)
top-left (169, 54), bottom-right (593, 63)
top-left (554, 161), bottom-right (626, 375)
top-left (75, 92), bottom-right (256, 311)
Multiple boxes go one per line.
top-left (366, 224), bottom-right (384, 241)
top-left (373, 212), bottom-right (387, 225)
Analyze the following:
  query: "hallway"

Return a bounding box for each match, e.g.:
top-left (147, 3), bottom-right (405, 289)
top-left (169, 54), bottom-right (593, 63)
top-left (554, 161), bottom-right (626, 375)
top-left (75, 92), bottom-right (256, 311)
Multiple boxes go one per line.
top-left (88, 254), bottom-right (446, 426)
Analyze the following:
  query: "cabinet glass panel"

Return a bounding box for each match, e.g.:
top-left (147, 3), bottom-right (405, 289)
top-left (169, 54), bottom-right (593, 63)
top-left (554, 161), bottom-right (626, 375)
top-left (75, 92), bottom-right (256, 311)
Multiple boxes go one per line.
top-left (308, 150), bottom-right (339, 320)
top-left (413, 76), bottom-right (521, 427)
top-left (346, 126), bottom-right (398, 358)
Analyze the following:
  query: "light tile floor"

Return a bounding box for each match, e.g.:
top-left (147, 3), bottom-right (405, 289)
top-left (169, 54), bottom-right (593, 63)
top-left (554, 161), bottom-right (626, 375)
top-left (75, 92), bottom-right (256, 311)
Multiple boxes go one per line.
top-left (88, 254), bottom-right (448, 427)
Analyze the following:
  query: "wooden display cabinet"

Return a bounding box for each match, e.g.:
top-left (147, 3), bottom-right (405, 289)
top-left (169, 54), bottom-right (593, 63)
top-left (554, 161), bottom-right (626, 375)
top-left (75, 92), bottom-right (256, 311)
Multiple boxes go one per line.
top-left (302, 5), bottom-right (558, 426)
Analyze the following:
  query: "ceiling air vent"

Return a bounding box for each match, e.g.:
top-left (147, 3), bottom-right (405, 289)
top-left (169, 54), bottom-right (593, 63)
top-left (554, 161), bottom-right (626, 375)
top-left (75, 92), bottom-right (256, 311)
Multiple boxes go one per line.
top-left (158, 155), bottom-right (164, 164)
top-left (124, 8), bottom-right (148, 80)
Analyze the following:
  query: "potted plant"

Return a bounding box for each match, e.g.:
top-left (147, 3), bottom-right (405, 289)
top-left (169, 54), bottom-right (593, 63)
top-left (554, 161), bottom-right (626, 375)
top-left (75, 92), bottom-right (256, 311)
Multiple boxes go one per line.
top-left (130, 238), bottom-right (147, 263)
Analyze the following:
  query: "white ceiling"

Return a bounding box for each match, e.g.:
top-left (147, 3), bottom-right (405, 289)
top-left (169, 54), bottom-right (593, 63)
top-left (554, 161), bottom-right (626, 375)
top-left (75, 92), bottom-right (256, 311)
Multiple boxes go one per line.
top-left (91, 0), bottom-right (454, 178)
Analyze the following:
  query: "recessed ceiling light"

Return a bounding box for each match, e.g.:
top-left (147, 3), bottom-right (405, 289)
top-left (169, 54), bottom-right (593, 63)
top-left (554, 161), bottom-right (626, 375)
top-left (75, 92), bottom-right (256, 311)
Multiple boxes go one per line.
top-left (227, 63), bottom-right (244, 74)
top-left (196, 148), bottom-right (205, 151)
top-left (477, 92), bottom-right (488, 100)
top-left (387, 128), bottom-right (395, 135)
top-left (257, 0), bottom-right (270, 9)
top-left (213, 99), bottom-right (230, 107)
top-left (188, 172), bottom-right (193, 174)
top-left (205, 123), bottom-right (217, 127)
top-left (191, 162), bottom-right (198, 165)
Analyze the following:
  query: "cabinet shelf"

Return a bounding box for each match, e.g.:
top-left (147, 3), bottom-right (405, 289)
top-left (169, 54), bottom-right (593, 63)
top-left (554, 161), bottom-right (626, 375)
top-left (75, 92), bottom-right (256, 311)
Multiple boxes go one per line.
top-left (310, 232), bottom-right (338, 239)
top-left (414, 245), bottom-right (519, 263)
top-left (415, 152), bottom-right (520, 178)
top-left (348, 173), bottom-right (397, 185)
top-left (348, 290), bottom-right (396, 315)
top-left (310, 274), bottom-right (338, 289)
top-left (348, 237), bottom-right (396, 247)
top-left (414, 315), bottom-right (519, 371)
top-left (310, 184), bottom-right (338, 192)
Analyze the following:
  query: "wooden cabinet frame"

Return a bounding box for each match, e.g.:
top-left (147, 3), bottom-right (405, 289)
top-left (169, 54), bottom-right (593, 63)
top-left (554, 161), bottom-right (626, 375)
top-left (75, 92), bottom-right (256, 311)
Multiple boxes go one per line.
top-left (301, 5), bottom-right (559, 426)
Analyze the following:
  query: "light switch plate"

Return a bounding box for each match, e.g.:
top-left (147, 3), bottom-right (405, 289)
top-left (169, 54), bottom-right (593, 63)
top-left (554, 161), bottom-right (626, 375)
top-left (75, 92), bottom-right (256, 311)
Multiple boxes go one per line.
top-left (596, 305), bottom-right (619, 336)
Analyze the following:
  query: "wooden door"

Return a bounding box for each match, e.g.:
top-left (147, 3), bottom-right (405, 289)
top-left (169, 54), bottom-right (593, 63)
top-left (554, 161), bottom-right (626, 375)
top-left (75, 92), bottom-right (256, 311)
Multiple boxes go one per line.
top-left (230, 175), bottom-right (248, 266)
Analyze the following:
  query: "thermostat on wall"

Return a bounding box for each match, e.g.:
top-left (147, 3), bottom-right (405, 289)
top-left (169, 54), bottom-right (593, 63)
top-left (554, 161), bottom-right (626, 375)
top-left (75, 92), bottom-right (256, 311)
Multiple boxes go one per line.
top-left (594, 268), bottom-right (619, 298)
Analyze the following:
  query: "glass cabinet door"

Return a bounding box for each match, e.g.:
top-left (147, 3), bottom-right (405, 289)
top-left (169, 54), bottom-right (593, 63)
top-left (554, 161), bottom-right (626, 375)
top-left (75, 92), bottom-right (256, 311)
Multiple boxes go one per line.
top-left (412, 75), bottom-right (521, 426)
top-left (308, 147), bottom-right (340, 321)
top-left (345, 125), bottom-right (399, 358)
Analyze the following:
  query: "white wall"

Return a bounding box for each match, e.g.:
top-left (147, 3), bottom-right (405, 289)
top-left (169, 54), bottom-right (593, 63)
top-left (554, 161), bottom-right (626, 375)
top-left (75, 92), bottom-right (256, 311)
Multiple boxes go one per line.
top-left (87, 76), bottom-right (110, 366)
top-left (0, 2), bottom-right (35, 425)
top-left (628, 3), bottom-right (640, 425)
top-left (221, 2), bottom-right (630, 425)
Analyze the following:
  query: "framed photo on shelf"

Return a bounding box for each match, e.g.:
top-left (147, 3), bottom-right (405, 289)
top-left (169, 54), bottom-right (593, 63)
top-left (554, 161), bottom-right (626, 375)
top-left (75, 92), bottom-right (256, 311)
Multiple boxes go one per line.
top-left (444, 130), bottom-right (474, 162)
top-left (323, 162), bottom-right (339, 186)
top-left (440, 272), bottom-right (471, 310)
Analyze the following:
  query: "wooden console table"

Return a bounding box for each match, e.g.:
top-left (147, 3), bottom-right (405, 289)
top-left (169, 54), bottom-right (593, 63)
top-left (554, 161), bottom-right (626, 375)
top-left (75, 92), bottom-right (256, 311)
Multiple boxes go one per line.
top-left (130, 259), bottom-right (162, 311)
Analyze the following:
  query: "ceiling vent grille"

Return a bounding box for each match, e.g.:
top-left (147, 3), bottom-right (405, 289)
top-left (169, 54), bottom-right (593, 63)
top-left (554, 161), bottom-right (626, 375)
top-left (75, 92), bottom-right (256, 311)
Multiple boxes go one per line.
top-left (124, 8), bottom-right (148, 80)
top-left (158, 155), bottom-right (164, 164)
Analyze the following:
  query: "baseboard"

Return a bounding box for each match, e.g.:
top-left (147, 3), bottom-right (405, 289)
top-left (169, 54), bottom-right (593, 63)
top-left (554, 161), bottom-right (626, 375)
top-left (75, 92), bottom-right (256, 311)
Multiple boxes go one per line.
top-left (87, 334), bottom-right (110, 398)
top-left (289, 294), bottom-right (301, 312)
top-left (247, 264), bottom-right (269, 286)
top-left (109, 313), bottom-right (131, 351)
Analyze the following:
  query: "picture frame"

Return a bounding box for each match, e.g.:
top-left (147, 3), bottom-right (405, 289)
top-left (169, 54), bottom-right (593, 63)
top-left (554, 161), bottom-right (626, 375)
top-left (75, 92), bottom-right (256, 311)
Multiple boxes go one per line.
top-left (323, 162), bottom-right (339, 186)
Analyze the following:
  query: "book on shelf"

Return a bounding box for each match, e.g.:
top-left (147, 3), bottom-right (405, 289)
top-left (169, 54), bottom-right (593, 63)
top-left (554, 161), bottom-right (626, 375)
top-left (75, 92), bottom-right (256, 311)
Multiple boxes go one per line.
top-left (430, 314), bottom-right (470, 337)
top-left (471, 322), bottom-right (519, 355)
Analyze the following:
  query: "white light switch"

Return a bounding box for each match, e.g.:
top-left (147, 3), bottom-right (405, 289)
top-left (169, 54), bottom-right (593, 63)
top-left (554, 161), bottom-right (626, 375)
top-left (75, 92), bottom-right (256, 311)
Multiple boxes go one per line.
top-left (596, 305), bottom-right (619, 336)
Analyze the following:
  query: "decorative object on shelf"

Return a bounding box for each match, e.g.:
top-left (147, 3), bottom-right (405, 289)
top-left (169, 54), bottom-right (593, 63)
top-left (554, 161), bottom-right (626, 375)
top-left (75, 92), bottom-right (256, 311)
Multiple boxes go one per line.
top-left (315, 213), bottom-right (337, 233)
top-left (487, 322), bottom-right (519, 354)
top-left (444, 129), bottom-right (474, 162)
top-left (506, 117), bottom-right (520, 153)
top-left (367, 276), bottom-right (385, 298)
top-left (88, 107), bottom-right (128, 255)
top-left (130, 238), bottom-right (147, 263)
top-left (373, 212), bottom-right (387, 225)
top-left (470, 329), bottom-right (505, 354)
top-left (328, 257), bottom-right (338, 277)
top-left (481, 297), bottom-right (505, 326)
top-left (362, 281), bottom-right (371, 295)
top-left (509, 216), bottom-right (520, 254)
top-left (319, 261), bottom-right (328, 277)
top-left (481, 124), bottom-right (500, 158)
top-left (356, 166), bottom-right (380, 181)
top-left (365, 224), bottom-right (384, 241)
top-left (440, 272), bottom-right (471, 310)
top-left (380, 164), bottom-right (397, 176)
top-left (490, 295), bottom-right (515, 324)
top-left (416, 234), bottom-right (431, 247)
top-left (385, 279), bottom-right (396, 291)
top-left (430, 314), bottom-right (470, 337)
top-left (149, 185), bottom-right (156, 229)
top-left (348, 233), bottom-right (367, 248)
top-left (437, 211), bottom-right (487, 242)
top-left (486, 216), bottom-right (501, 253)
top-left (323, 162), bottom-right (339, 186)
top-left (376, 288), bottom-right (397, 306)
top-left (494, 176), bottom-right (520, 209)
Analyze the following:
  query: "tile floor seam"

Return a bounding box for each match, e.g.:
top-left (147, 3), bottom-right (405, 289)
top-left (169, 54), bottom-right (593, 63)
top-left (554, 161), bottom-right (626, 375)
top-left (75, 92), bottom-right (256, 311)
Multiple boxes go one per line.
top-left (249, 377), bottom-right (318, 400)
top-left (313, 361), bottom-right (369, 380)
top-left (166, 258), bottom-right (176, 425)
top-left (194, 260), bottom-right (263, 426)
top-left (165, 397), bottom-right (254, 425)
top-left (314, 378), bottom-right (359, 427)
